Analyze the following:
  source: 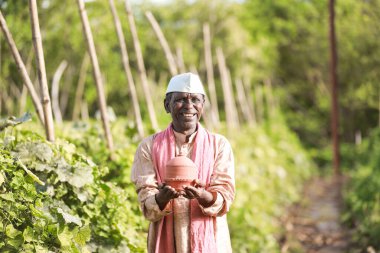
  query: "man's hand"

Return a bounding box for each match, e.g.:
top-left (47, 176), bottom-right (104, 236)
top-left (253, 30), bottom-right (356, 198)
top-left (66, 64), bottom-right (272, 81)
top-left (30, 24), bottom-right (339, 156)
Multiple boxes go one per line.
top-left (155, 183), bottom-right (181, 210)
top-left (182, 179), bottom-right (215, 207)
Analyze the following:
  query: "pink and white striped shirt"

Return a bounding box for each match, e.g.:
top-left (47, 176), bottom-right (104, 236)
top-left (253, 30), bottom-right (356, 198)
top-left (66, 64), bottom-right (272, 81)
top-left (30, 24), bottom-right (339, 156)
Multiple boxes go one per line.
top-left (131, 127), bottom-right (235, 253)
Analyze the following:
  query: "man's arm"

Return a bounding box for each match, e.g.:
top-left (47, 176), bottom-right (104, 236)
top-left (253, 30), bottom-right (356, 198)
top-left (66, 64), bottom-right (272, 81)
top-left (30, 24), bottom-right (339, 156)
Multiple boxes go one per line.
top-left (131, 136), bottom-right (173, 222)
top-left (201, 134), bottom-right (235, 216)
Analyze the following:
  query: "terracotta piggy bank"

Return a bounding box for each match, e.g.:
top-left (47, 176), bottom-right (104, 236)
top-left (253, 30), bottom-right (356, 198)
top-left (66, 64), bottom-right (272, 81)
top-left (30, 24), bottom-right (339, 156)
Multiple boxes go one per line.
top-left (164, 155), bottom-right (198, 190)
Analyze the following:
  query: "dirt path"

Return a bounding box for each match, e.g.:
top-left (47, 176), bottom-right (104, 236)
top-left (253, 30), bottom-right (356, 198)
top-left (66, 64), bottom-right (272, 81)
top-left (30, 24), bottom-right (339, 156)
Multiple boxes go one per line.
top-left (280, 176), bottom-right (357, 253)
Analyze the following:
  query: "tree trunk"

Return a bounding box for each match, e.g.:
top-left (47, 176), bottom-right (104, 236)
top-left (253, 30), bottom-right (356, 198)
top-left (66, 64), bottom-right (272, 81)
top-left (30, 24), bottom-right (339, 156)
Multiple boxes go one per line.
top-left (0, 10), bottom-right (45, 124)
top-left (110, 0), bottom-right (144, 138)
top-left (203, 23), bottom-right (219, 126)
top-left (329, 0), bottom-right (340, 175)
top-left (145, 11), bottom-right (178, 76)
top-left (51, 60), bottom-right (67, 124)
top-left (124, 0), bottom-right (159, 131)
top-left (28, 0), bottom-right (55, 141)
top-left (77, 0), bottom-right (114, 151)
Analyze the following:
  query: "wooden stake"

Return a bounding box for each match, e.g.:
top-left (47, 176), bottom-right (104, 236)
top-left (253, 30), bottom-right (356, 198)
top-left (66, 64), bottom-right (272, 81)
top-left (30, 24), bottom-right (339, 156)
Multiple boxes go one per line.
top-left (59, 67), bottom-right (73, 117)
top-left (72, 54), bottom-right (90, 121)
top-left (203, 23), bottom-right (219, 125)
top-left (0, 10), bottom-right (45, 124)
top-left (109, 0), bottom-right (144, 138)
top-left (242, 76), bottom-right (256, 124)
top-left (51, 60), bottom-right (67, 124)
top-left (227, 68), bottom-right (240, 127)
top-left (28, 0), bottom-right (55, 141)
top-left (19, 86), bottom-right (28, 116)
top-left (77, 0), bottom-right (114, 151)
top-left (255, 85), bottom-right (264, 124)
top-left (216, 47), bottom-right (238, 130)
top-left (145, 11), bottom-right (178, 76)
top-left (264, 78), bottom-right (275, 117)
top-left (124, 0), bottom-right (159, 131)
top-left (175, 46), bottom-right (186, 73)
top-left (235, 77), bottom-right (254, 124)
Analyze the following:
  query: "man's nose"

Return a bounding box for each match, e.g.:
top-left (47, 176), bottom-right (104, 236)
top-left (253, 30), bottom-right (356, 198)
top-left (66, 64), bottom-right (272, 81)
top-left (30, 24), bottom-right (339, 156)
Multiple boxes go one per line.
top-left (183, 99), bottom-right (194, 107)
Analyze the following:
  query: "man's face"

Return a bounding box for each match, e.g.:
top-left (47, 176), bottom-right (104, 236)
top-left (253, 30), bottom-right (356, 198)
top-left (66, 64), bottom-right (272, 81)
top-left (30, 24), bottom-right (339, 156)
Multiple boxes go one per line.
top-left (164, 92), bottom-right (204, 134)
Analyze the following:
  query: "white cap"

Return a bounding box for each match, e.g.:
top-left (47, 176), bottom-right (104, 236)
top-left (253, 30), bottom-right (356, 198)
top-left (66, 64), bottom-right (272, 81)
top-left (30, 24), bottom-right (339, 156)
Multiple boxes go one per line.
top-left (166, 72), bottom-right (206, 95)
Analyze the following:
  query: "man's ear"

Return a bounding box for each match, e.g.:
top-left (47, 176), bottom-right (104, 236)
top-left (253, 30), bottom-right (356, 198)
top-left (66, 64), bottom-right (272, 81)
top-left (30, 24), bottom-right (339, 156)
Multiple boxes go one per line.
top-left (164, 98), bottom-right (170, 113)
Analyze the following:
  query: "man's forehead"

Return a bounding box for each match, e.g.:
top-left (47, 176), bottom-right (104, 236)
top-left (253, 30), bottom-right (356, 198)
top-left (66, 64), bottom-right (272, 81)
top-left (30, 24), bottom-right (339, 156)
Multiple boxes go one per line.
top-left (171, 92), bottom-right (204, 97)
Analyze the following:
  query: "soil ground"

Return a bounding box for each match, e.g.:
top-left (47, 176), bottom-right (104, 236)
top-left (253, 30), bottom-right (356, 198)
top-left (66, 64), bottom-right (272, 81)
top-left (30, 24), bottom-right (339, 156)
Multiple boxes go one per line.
top-left (279, 176), bottom-right (363, 253)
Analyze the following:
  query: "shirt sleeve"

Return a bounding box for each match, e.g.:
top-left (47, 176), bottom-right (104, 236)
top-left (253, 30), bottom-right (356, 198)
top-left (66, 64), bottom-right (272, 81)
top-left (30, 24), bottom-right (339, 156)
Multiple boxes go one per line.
top-left (130, 136), bottom-right (172, 222)
top-left (200, 134), bottom-right (235, 217)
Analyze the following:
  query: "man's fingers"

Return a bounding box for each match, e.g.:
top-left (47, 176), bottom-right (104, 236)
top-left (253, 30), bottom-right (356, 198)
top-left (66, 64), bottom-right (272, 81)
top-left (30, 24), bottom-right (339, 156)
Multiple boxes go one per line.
top-left (192, 179), bottom-right (205, 188)
top-left (157, 183), bottom-right (166, 189)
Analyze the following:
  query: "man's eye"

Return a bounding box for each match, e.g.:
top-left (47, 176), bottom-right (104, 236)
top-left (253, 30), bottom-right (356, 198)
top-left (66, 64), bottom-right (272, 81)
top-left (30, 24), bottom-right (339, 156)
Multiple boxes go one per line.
top-left (191, 98), bottom-right (201, 104)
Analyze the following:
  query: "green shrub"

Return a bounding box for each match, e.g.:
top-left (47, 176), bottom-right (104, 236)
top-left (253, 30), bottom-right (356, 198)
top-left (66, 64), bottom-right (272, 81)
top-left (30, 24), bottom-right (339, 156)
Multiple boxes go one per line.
top-left (343, 128), bottom-right (380, 249)
top-left (229, 120), bottom-right (315, 252)
top-left (0, 128), bottom-right (146, 252)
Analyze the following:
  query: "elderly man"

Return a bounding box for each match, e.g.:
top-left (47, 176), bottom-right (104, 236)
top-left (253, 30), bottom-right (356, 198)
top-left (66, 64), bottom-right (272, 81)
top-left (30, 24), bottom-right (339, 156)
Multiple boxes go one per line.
top-left (131, 72), bottom-right (235, 253)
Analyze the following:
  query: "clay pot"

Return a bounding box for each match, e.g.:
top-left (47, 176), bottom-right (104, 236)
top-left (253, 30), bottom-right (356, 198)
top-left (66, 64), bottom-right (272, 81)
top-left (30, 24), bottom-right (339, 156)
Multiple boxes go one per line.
top-left (164, 155), bottom-right (198, 190)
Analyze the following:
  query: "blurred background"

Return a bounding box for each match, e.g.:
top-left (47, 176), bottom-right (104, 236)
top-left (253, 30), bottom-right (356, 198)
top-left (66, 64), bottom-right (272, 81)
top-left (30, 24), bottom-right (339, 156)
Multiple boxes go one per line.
top-left (0, 0), bottom-right (379, 252)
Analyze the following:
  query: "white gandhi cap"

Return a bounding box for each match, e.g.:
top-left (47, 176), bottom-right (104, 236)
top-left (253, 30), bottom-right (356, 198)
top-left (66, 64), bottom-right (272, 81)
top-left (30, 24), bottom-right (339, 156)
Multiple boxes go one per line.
top-left (165, 72), bottom-right (206, 95)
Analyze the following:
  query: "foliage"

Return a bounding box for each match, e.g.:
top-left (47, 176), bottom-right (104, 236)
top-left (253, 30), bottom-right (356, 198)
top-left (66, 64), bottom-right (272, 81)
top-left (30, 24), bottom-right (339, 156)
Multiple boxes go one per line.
top-left (228, 114), bottom-right (316, 252)
top-left (240, 0), bottom-right (380, 165)
top-left (0, 125), bottom-right (146, 252)
top-left (342, 128), bottom-right (380, 250)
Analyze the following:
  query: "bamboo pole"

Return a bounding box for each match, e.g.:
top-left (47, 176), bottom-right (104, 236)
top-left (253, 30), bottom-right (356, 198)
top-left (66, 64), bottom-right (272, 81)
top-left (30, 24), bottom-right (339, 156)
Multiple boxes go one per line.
top-left (124, 0), bottom-right (159, 131)
top-left (235, 77), bottom-right (254, 124)
top-left (29, 0), bottom-right (55, 141)
top-left (145, 11), bottom-right (178, 76)
top-left (203, 23), bottom-right (219, 125)
top-left (20, 47), bottom-right (36, 115)
top-left (242, 76), bottom-right (256, 124)
top-left (60, 67), bottom-right (73, 117)
top-left (19, 86), bottom-right (28, 115)
top-left (51, 60), bottom-right (67, 124)
top-left (81, 101), bottom-right (89, 121)
top-left (264, 78), bottom-right (275, 118)
top-left (175, 46), bottom-right (186, 73)
top-left (0, 10), bottom-right (45, 124)
top-left (109, 0), bottom-right (144, 138)
top-left (77, 0), bottom-right (114, 151)
top-left (216, 47), bottom-right (238, 130)
top-left (255, 85), bottom-right (264, 124)
top-left (72, 54), bottom-right (90, 121)
top-left (227, 68), bottom-right (240, 127)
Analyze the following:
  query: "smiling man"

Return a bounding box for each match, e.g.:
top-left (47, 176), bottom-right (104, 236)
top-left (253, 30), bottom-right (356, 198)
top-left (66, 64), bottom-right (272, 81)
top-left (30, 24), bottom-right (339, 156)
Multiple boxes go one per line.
top-left (131, 72), bottom-right (235, 253)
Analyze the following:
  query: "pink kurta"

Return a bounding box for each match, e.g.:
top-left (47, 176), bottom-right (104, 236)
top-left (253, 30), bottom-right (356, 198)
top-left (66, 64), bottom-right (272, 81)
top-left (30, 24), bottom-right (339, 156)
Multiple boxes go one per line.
top-left (131, 127), bottom-right (235, 253)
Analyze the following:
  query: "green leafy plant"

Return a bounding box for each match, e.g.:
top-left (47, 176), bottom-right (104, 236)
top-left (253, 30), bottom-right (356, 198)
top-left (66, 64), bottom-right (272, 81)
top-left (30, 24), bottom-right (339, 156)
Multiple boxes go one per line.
top-left (0, 125), bottom-right (146, 252)
top-left (343, 128), bottom-right (380, 250)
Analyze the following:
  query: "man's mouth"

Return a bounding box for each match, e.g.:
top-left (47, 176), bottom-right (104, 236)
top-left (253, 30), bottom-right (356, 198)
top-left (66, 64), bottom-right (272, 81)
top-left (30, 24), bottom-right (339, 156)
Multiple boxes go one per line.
top-left (181, 113), bottom-right (196, 119)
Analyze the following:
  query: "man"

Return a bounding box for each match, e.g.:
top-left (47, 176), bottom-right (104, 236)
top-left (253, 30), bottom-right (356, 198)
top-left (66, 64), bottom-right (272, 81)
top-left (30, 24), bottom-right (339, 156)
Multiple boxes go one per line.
top-left (131, 72), bottom-right (235, 253)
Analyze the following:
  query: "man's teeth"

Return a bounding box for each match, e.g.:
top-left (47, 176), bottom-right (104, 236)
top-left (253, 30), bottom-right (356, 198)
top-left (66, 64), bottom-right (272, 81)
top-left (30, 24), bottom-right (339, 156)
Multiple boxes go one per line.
top-left (183, 113), bottom-right (194, 117)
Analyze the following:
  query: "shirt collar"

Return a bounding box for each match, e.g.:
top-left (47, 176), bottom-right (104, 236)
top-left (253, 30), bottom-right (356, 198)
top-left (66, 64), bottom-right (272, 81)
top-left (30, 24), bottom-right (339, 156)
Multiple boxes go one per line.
top-left (173, 129), bottom-right (197, 144)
